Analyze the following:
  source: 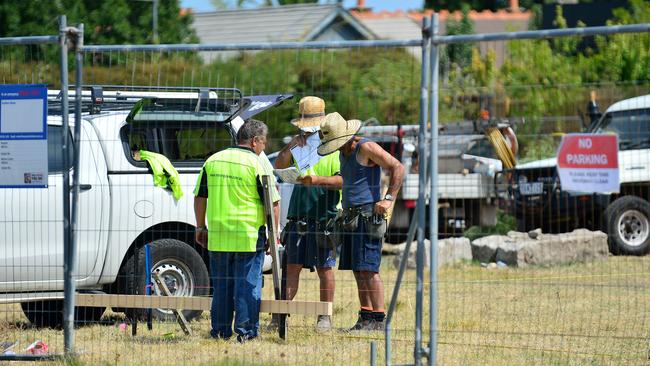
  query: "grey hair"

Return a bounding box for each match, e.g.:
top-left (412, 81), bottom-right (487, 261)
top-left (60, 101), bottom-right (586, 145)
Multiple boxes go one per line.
top-left (237, 119), bottom-right (268, 144)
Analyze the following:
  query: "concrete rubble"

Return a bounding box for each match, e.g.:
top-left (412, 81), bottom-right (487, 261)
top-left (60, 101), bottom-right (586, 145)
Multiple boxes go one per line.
top-left (470, 228), bottom-right (609, 267)
top-left (391, 237), bottom-right (472, 269)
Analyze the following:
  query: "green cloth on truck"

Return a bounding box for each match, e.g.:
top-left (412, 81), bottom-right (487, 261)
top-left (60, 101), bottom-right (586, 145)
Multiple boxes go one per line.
top-left (194, 147), bottom-right (280, 252)
top-left (139, 150), bottom-right (184, 200)
top-left (287, 151), bottom-right (341, 221)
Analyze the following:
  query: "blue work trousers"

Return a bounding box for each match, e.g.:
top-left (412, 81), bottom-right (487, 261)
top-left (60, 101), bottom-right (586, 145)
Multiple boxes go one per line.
top-left (209, 250), bottom-right (264, 340)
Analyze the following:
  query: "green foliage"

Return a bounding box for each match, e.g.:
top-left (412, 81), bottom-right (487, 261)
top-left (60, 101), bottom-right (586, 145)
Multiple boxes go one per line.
top-left (60, 47), bottom-right (420, 150)
top-left (0, 0), bottom-right (196, 44)
top-left (463, 210), bottom-right (516, 241)
top-left (519, 134), bottom-right (560, 163)
top-left (443, 6), bottom-right (475, 69)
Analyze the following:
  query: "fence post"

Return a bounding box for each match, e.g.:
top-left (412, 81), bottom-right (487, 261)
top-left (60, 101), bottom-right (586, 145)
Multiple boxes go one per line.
top-left (59, 14), bottom-right (74, 355)
top-left (415, 16), bottom-right (431, 366)
top-left (428, 13), bottom-right (440, 366)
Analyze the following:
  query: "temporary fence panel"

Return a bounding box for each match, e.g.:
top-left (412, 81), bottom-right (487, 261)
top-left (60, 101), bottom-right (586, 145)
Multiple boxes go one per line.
top-left (70, 37), bottom-right (425, 365)
top-left (429, 17), bottom-right (650, 366)
top-left (0, 18), bottom-right (71, 361)
top-left (2, 10), bottom-right (649, 366)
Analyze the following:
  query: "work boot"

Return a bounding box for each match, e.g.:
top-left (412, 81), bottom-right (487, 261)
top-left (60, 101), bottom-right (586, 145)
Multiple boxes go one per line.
top-left (316, 315), bottom-right (332, 332)
top-left (371, 319), bottom-right (385, 331)
top-left (236, 333), bottom-right (257, 344)
top-left (347, 309), bottom-right (372, 332)
top-left (370, 312), bottom-right (386, 331)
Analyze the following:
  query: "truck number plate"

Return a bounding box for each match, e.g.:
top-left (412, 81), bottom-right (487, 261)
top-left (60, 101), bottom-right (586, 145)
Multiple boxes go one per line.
top-left (519, 182), bottom-right (543, 196)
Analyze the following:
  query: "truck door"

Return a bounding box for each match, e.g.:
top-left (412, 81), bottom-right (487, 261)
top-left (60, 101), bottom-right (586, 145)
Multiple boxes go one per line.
top-left (0, 122), bottom-right (108, 291)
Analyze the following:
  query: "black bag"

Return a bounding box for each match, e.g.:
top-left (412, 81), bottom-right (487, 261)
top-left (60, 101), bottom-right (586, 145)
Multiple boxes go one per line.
top-left (342, 211), bottom-right (360, 232)
top-left (362, 212), bottom-right (387, 240)
top-left (316, 213), bottom-right (344, 249)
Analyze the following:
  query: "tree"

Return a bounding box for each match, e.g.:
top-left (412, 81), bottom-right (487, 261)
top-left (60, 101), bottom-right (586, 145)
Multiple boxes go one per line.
top-left (0, 0), bottom-right (196, 44)
top-left (444, 5), bottom-right (475, 68)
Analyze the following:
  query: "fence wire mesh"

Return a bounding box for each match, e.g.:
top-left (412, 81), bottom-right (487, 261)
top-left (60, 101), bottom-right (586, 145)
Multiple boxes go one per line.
top-left (0, 40), bottom-right (67, 359)
top-left (1, 16), bottom-right (650, 366)
top-left (433, 31), bottom-right (650, 365)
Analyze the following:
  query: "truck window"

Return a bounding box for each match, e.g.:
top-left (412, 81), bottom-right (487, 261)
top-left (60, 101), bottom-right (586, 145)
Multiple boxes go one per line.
top-left (594, 108), bottom-right (650, 150)
top-left (48, 125), bottom-right (75, 173)
top-left (122, 124), bottom-right (234, 165)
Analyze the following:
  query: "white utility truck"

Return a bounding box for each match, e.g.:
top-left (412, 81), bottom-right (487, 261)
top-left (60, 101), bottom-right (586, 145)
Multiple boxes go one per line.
top-left (0, 86), bottom-right (292, 326)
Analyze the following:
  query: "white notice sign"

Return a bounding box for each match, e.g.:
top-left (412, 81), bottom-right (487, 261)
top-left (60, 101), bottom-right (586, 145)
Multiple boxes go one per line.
top-left (0, 85), bottom-right (48, 188)
top-left (556, 134), bottom-right (619, 193)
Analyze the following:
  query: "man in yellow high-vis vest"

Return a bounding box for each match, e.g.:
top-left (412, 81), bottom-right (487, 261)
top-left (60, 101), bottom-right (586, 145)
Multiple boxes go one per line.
top-left (194, 119), bottom-right (280, 343)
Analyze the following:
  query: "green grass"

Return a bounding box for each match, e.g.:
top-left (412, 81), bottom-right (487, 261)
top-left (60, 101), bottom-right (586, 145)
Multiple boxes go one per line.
top-left (1, 256), bottom-right (650, 365)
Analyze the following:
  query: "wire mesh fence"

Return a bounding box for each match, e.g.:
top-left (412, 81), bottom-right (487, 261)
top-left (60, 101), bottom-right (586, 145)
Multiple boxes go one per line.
top-left (0, 32), bottom-right (67, 360)
top-left (1, 12), bottom-right (650, 366)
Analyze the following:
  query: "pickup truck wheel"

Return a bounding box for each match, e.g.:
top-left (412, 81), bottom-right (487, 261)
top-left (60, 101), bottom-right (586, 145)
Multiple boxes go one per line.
top-left (120, 238), bottom-right (209, 322)
top-left (604, 196), bottom-right (650, 255)
top-left (21, 300), bottom-right (105, 328)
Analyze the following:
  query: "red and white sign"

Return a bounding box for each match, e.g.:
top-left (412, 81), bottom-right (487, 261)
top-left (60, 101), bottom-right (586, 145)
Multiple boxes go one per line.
top-left (556, 134), bottom-right (619, 193)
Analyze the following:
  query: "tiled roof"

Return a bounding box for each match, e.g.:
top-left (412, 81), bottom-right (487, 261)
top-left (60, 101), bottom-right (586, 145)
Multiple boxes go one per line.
top-left (193, 4), bottom-right (374, 44)
top-left (351, 9), bottom-right (532, 38)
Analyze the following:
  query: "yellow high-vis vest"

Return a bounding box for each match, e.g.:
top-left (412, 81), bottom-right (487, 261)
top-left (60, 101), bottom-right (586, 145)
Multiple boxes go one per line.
top-left (194, 147), bottom-right (279, 252)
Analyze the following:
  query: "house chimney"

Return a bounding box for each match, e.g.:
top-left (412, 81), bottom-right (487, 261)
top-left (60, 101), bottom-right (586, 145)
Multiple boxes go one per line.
top-left (509, 0), bottom-right (519, 12)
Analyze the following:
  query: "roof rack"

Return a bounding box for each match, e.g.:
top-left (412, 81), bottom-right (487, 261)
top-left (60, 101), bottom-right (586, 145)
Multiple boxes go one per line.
top-left (47, 85), bottom-right (244, 118)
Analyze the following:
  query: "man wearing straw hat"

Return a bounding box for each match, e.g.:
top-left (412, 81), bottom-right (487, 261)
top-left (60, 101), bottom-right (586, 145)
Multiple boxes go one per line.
top-left (318, 112), bottom-right (404, 331)
top-left (274, 96), bottom-right (342, 331)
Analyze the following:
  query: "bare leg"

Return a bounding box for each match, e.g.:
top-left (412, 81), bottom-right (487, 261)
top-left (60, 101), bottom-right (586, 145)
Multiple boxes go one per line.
top-left (286, 264), bottom-right (303, 300)
top-left (364, 271), bottom-right (385, 311)
top-left (353, 271), bottom-right (373, 309)
top-left (355, 271), bottom-right (385, 311)
top-left (316, 267), bottom-right (335, 303)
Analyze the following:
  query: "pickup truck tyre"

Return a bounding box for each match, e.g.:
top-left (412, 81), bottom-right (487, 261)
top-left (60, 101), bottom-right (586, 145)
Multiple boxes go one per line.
top-left (604, 196), bottom-right (650, 255)
top-left (21, 299), bottom-right (105, 328)
top-left (120, 238), bottom-right (209, 322)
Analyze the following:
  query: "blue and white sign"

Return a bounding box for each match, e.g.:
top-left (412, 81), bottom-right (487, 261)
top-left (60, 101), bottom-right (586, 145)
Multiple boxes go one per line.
top-left (0, 84), bottom-right (48, 188)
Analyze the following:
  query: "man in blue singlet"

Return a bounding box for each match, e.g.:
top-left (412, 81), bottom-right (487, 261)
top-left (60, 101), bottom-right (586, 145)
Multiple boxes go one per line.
top-left (317, 112), bottom-right (405, 331)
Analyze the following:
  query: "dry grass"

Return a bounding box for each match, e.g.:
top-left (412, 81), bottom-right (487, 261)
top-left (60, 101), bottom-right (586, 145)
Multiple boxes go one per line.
top-left (1, 255), bottom-right (650, 365)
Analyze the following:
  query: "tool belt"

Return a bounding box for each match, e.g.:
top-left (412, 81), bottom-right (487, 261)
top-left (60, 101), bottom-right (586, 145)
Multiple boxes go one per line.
top-left (284, 218), bottom-right (342, 250)
top-left (341, 203), bottom-right (387, 240)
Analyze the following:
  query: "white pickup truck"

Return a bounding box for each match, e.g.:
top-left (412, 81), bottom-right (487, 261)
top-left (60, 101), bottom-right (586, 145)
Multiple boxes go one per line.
top-left (0, 86), bottom-right (292, 326)
top-left (511, 94), bottom-right (650, 255)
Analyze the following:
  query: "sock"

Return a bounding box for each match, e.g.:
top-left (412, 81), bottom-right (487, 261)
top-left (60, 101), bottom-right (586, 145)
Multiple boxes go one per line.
top-left (360, 308), bottom-right (373, 320)
top-left (372, 311), bottom-right (386, 322)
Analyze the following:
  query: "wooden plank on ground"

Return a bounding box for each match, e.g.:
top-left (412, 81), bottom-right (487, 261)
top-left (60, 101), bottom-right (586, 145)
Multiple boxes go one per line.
top-left (75, 294), bottom-right (332, 316)
top-left (152, 272), bottom-right (192, 336)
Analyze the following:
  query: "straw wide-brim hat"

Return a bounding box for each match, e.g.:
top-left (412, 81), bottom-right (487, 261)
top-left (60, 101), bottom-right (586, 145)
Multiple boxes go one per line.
top-left (291, 96), bottom-right (326, 131)
top-left (317, 112), bottom-right (362, 156)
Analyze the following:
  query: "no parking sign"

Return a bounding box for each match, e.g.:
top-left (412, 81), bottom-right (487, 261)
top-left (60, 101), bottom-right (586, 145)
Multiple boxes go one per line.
top-left (556, 134), bottom-right (619, 193)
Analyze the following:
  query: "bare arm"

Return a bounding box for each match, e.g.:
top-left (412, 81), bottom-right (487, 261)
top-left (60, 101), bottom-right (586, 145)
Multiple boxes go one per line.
top-left (359, 142), bottom-right (405, 215)
top-left (297, 175), bottom-right (343, 190)
top-left (274, 134), bottom-right (307, 169)
top-left (194, 196), bottom-right (208, 247)
top-left (273, 201), bottom-right (280, 234)
top-left (360, 142), bottom-right (405, 198)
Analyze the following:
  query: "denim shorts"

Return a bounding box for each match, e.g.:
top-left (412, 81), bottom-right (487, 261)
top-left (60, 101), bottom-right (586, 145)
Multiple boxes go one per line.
top-left (284, 221), bottom-right (336, 269)
top-left (338, 217), bottom-right (382, 273)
